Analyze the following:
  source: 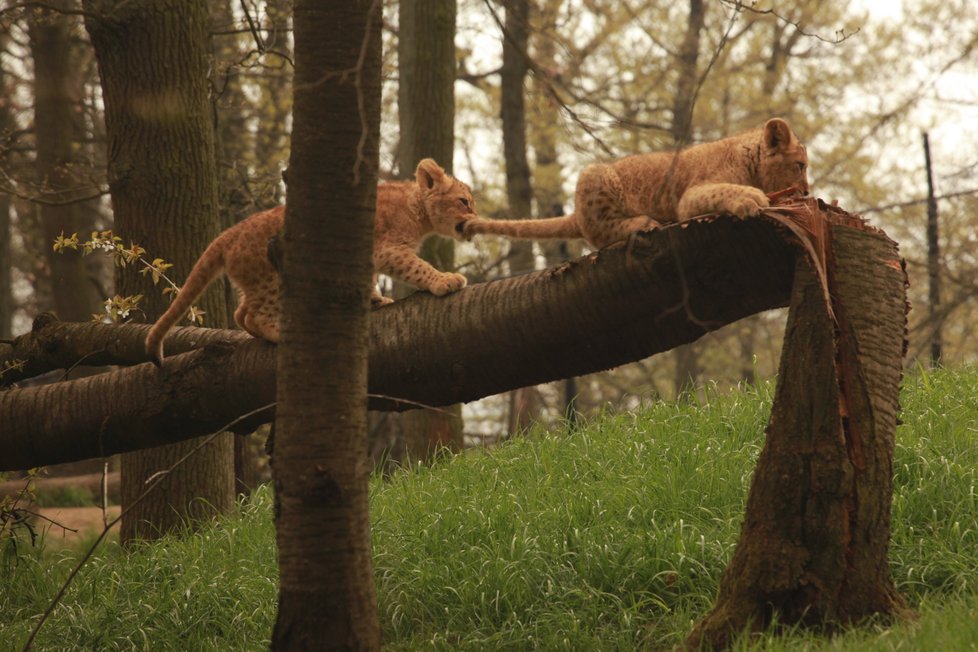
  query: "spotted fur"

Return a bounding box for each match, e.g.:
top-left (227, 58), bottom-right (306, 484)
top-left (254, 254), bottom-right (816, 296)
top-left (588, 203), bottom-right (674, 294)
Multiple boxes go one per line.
top-left (464, 118), bottom-right (809, 248)
top-left (145, 158), bottom-right (476, 365)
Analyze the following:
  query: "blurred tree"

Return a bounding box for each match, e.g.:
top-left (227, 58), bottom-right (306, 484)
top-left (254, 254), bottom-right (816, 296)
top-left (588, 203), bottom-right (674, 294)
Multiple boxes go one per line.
top-left (371, 0), bottom-right (464, 469)
top-left (0, 29), bottom-right (13, 340)
top-left (83, 0), bottom-right (234, 543)
top-left (250, 0), bottom-right (293, 209)
top-left (29, 1), bottom-right (102, 323)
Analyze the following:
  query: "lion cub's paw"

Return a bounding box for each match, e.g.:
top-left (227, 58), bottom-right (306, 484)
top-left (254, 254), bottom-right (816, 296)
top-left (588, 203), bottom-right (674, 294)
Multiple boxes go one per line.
top-left (430, 272), bottom-right (467, 296)
top-left (724, 188), bottom-right (770, 218)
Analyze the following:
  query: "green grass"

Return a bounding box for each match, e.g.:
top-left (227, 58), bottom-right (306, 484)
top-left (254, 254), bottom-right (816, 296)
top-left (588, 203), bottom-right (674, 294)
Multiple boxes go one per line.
top-left (1, 495), bottom-right (277, 651)
top-left (3, 367), bottom-right (978, 650)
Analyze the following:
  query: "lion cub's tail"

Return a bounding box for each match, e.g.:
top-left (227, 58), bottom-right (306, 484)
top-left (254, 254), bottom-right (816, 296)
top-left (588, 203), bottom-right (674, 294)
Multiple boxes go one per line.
top-left (145, 237), bottom-right (228, 367)
top-left (467, 213), bottom-right (582, 240)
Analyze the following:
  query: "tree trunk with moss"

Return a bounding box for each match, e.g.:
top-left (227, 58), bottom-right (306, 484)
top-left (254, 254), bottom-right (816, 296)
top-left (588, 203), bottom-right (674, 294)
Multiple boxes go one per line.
top-left (83, 0), bottom-right (234, 543)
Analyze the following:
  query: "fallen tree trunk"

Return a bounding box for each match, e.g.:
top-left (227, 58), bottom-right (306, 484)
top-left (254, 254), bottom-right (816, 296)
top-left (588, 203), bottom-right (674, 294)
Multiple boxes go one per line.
top-left (684, 210), bottom-right (912, 648)
top-left (0, 198), bottom-right (914, 643)
top-left (1, 205), bottom-right (808, 470)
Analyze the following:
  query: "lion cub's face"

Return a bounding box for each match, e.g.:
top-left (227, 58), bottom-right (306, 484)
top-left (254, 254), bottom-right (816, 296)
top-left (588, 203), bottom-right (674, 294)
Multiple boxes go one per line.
top-left (415, 159), bottom-right (478, 240)
top-left (757, 118), bottom-right (810, 197)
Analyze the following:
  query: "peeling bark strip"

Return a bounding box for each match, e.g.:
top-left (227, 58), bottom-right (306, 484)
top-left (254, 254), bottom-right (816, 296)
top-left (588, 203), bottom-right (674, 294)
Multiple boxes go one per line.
top-left (685, 217), bottom-right (911, 649)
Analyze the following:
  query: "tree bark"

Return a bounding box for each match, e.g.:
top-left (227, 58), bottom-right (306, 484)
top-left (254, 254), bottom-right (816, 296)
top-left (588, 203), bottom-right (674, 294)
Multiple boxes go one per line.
top-left (0, 205), bottom-right (826, 470)
top-left (271, 1), bottom-right (382, 648)
top-left (685, 217), bottom-right (912, 649)
top-left (83, 0), bottom-right (234, 543)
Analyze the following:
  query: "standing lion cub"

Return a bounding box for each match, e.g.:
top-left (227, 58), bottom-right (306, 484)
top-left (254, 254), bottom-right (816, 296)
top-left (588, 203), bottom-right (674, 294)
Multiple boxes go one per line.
top-left (464, 118), bottom-right (809, 248)
top-left (145, 158), bottom-right (476, 365)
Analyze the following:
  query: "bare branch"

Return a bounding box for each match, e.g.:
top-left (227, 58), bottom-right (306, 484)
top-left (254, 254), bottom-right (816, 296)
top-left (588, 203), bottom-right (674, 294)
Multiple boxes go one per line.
top-left (719, 0), bottom-right (860, 44)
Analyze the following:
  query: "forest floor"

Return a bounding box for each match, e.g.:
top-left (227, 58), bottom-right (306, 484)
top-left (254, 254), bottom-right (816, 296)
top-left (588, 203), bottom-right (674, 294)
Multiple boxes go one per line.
top-left (34, 506), bottom-right (121, 547)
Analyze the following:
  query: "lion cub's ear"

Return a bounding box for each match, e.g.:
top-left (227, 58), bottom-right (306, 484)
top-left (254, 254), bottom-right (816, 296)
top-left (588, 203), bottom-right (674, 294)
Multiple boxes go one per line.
top-left (415, 158), bottom-right (447, 190)
top-left (763, 118), bottom-right (795, 151)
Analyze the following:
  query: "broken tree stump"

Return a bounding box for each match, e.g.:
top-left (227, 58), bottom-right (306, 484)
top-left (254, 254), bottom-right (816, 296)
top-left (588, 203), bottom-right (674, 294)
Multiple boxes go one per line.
top-left (685, 205), bottom-right (913, 649)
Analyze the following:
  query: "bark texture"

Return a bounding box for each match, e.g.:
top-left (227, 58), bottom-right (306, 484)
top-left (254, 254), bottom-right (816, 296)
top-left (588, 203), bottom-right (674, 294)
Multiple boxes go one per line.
top-left (271, 1), bottom-right (382, 648)
top-left (685, 216), bottom-right (911, 649)
top-left (83, 0), bottom-right (234, 543)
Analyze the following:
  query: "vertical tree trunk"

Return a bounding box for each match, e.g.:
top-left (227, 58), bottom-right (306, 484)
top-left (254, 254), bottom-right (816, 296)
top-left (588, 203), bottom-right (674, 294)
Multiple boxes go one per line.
top-left (210, 0), bottom-right (254, 229)
top-left (30, 2), bottom-right (102, 323)
top-left (499, 0), bottom-right (542, 434)
top-left (500, 0), bottom-right (534, 274)
top-left (686, 216), bottom-right (912, 649)
top-left (528, 2), bottom-right (578, 422)
top-left (922, 131), bottom-right (942, 366)
top-left (527, 0), bottom-right (569, 267)
top-left (251, 0), bottom-right (292, 209)
top-left (272, 1), bottom-right (382, 647)
top-left (386, 0), bottom-right (464, 462)
top-left (83, 0), bottom-right (234, 543)
top-left (210, 0), bottom-right (260, 497)
top-left (0, 196), bottom-right (9, 341)
top-left (0, 36), bottom-right (12, 340)
top-left (670, 0), bottom-right (706, 398)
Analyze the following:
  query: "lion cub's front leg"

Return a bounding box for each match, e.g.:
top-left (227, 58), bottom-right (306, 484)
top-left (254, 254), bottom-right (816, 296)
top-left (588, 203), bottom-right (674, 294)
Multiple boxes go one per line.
top-left (677, 182), bottom-right (770, 221)
top-left (375, 245), bottom-right (466, 298)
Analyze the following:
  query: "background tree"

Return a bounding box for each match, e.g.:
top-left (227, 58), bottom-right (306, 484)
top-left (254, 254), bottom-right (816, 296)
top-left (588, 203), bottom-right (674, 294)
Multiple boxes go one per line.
top-left (370, 0), bottom-right (463, 468)
top-left (668, 0), bottom-right (706, 397)
top-left (498, 0), bottom-right (548, 435)
top-left (271, 0), bottom-right (382, 646)
top-left (29, 0), bottom-right (101, 324)
top-left (82, 0), bottom-right (234, 543)
top-left (0, 28), bottom-right (14, 341)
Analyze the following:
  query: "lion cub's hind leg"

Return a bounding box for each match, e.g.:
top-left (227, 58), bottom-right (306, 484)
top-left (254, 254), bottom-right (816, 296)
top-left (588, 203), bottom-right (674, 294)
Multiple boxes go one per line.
top-left (236, 292), bottom-right (280, 342)
top-left (231, 272), bottom-right (281, 342)
top-left (576, 163), bottom-right (660, 248)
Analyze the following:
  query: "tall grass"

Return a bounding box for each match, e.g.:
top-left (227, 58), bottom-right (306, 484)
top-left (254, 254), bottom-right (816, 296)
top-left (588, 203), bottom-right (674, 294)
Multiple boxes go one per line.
top-left (1, 493), bottom-right (277, 651)
top-left (3, 367), bottom-right (978, 650)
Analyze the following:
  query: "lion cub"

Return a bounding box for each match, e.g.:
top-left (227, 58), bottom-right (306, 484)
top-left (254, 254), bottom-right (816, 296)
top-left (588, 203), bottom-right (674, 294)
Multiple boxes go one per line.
top-left (145, 158), bottom-right (476, 365)
top-left (464, 118), bottom-right (809, 248)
